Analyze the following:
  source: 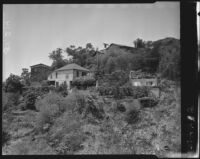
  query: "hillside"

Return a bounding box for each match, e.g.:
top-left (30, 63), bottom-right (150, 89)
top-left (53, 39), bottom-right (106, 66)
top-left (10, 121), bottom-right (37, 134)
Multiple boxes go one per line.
top-left (2, 37), bottom-right (181, 156)
top-left (96, 37), bottom-right (180, 81)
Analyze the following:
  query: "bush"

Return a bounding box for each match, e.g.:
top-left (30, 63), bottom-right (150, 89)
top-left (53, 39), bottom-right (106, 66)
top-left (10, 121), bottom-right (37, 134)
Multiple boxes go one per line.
top-left (97, 86), bottom-right (149, 99)
top-left (125, 109), bottom-right (140, 124)
top-left (55, 83), bottom-right (68, 97)
top-left (132, 86), bottom-right (149, 98)
top-left (72, 91), bottom-right (87, 114)
top-left (22, 87), bottom-right (50, 110)
top-left (2, 92), bottom-right (21, 111)
top-left (35, 93), bottom-right (68, 130)
top-left (71, 76), bottom-right (96, 89)
top-left (116, 102), bottom-right (126, 112)
top-left (84, 94), bottom-right (105, 120)
top-left (2, 92), bottom-right (11, 111)
top-left (5, 74), bottom-right (23, 93)
top-left (139, 97), bottom-right (159, 108)
top-left (41, 80), bottom-right (49, 87)
top-left (60, 132), bottom-right (86, 154)
top-left (18, 102), bottom-right (26, 111)
top-left (24, 90), bottom-right (39, 110)
top-left (113, 87), bottom-right (123, 99)
top-left (47, 112), bottom-right (84, 154)
top-left (67, 90), bottom-right (105, 120)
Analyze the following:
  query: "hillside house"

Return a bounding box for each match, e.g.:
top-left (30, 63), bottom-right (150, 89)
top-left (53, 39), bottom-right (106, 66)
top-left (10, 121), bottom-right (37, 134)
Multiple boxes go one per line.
top-left (129, 70), bottom-right (158, 87)
top-left (47, 63), bottom-right (90, 89)
top-left (129, 70), bottom-right (160, 97)
top-left (30, 63), bottom-right (51, 82)
top-left (99, 43), bottom-right (137, 54)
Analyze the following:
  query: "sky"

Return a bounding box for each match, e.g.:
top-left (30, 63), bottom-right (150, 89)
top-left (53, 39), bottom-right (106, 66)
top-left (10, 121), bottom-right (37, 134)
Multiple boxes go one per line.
top-left (3, 2), bottom-right (180, 81)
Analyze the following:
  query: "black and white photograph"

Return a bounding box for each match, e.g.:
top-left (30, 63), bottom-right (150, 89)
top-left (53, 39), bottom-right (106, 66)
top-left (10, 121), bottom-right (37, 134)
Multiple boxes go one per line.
top-left (2, 2), bottom-right (186, 157)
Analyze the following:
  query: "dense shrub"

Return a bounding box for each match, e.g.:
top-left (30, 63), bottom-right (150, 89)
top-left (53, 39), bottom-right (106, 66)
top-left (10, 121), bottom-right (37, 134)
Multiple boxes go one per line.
top-left (132, 86), bottom-right (149, 98)
top-left (116, 102), bottom-right (126, 112)
top-left (5, 74), bottom-right (23, 93)
top-left (139, 97), bottom-right (159, 108)
top-left (125, 109), bottom-right (140, 124)
top-left (55, 83), bottom-right (68, 97)
top-left (72, 91), bottom-right (87, 114)
top-left (2, 92), bottom-right (9, 111)
top-left (35, 93), bottom-right (68, 130)
top-left (84, 94), bottom-right (105, 120)
top-left (41, 80), bottom-right (49, 87)
top-left (18, 102), bottom-right (26, 111)
top-left (22, 86), bottom-right (51, 110)
top-left (65, 90), bottom-right (105, 120)
top-left (2, 92), bottom-right (21, 111)
top-left (47, 111), bottom-right (85, 154)
top-left (24, 90), bottom-right (39, 110)
top-left (60, 132), bottom-right (86, 154)
top-left (97, 86), bottom-right (149, 99)
top-left (71, 76), bottom-right (96, 89)
top-left (113, 87), bottom-right (123, 99)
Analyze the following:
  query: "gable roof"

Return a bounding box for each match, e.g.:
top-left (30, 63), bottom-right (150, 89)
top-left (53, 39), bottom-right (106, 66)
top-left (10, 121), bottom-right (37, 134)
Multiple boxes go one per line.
top-left (99, 43), bottom-right (138, 54)
top-left (55, 63), bottom-right (90, 72)
top-left (30, 63), bottom-right (50, 68)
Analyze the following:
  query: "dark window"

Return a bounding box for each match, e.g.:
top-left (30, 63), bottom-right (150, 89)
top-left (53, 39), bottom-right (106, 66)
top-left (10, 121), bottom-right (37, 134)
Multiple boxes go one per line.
top-left (50, 74), bottom-right (52, 79)
top-left (76, 71), bottom-right (79, 77)
top-left (56, 72), bottom-right (58, 78)
top-left (82, 72), bottom-right (86, 76)
top-left (70, 81), bottom-right (72, 89)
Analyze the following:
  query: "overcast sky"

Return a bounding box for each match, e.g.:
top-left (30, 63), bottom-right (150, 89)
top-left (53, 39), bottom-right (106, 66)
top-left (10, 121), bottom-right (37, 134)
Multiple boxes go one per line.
top-left (3, 2), bottom-right (180, 81)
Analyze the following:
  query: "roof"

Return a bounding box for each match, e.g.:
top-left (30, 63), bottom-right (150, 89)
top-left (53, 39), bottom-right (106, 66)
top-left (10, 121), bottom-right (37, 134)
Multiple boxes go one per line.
top-left (30, 63), bottom-right (50, 68)
top-left (55, 63), bottom-right (90, 72)
top-left (109, 43), bottom-right (136, 50)
top-left (100, 43), bottom-right (137, 54)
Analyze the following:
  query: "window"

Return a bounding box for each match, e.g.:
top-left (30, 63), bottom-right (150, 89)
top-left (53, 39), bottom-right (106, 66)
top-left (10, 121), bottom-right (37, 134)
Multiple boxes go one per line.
top-left (70, 81), bottom-right (72, 89)
top-left (66, 74), bottom-right (69, 79)
top-left (133, 82), bottom-right (141, 86)
top-left (56, 72), bottom-right (58, 78)
top-left (50, 74), bottom-right (52, 79)
top-left (82, 72), bottom-right (86, 76)
top-left (76, 71), bottom-right (79, 77)
top-left (146, 81), bottom-right (153, 86)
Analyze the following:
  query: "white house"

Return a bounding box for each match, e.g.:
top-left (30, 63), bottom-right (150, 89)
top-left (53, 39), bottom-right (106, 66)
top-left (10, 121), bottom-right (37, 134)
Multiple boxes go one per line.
top-left (47, 63), bottom-right (90, 89)
top-left (129, 70), bottom-right (158, 87)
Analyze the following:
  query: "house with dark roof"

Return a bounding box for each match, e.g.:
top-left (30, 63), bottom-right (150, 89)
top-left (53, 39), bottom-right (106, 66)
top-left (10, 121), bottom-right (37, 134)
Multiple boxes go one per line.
top-left (47, 63), bottom-right (90, 88)
top-left (30, 63), bottom-right (51, 82)
top-left (99, 43), bottom-right (140, 54)
top-left (129, 70), bottom-right (158, 87)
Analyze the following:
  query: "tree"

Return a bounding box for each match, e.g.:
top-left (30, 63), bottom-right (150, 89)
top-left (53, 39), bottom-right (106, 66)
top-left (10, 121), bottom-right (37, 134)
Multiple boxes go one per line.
top-left (103, 43), bottom-right (109, 49)
top-left (5, 74), bottom-right (23, 93)
top-left (49, 48), bottom-right (66, 71)
top-left (133, 38), bottom-right (146, 48)
top-left (158, 43), bottom-right (180, 81)
top-left (145, 41), bottom-right (153, 48)
top-left (106, 57), bottom-right (116, 74)
top-left (65, 43), bottom-right (97, 67)
top-left (21, 68), bottom-right (30, 86)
